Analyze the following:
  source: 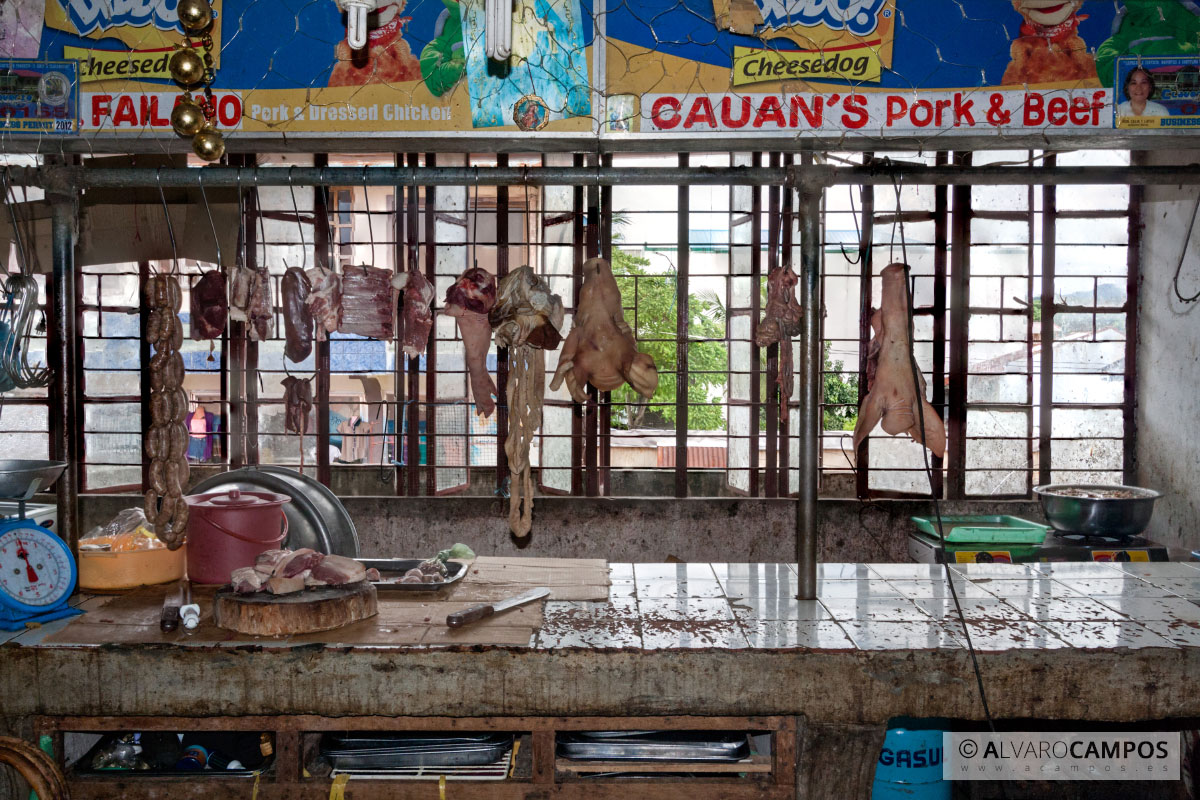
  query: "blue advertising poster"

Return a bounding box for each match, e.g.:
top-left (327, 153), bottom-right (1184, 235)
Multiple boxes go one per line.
top-left (0, 60), bottom-right (78, 135)
top-left (20, 0), bottom-right (1200, 138)
top-left (1114, 56), bottom-right (1200, 129)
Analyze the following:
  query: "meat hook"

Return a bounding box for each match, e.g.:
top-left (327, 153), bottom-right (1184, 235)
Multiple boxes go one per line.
top-left (287, 165), bottom-right (307, 271)
top-left (155, 167), bottom-right (180, 275)
top-left (197, 168), bottom-right (222, 268)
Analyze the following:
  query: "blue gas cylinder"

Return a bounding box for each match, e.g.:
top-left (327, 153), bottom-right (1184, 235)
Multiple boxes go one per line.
top-left (872, 726), bottom-right (950, 799)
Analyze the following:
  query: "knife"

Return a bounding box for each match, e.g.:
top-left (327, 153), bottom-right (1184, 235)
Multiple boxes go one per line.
top-left (446, 587), bottom-right (550, 628)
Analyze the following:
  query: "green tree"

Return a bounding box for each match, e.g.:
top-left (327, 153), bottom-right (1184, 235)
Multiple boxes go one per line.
top-left (823, 343), bottom-right (859, 431)
top-left (610, 249), bottom-right (728, 431)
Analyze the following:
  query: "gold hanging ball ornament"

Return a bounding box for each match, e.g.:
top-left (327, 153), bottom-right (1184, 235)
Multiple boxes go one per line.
top-left (169, 47), bottom-right (206, 87)
top-left (192, 125), bottom-right (225, 162)
top-left (176, 0), bottom-right (213, 32)
top-left (170, 94), bottom-right (205, 137)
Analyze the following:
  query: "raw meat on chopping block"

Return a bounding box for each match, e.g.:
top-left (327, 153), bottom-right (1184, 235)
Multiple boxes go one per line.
top-left (852, 263), bottom-right (946, 458)
top-left (444, 267), bottom-right (498, 417)
top-left (233, 548), bottom-right (371, 595)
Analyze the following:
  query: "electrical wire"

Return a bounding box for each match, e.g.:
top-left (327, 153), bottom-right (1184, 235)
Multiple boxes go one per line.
top-left (891, 174), bottom-right (1003, 757)
top-left (1172, 191), bottom-right (1200, 304)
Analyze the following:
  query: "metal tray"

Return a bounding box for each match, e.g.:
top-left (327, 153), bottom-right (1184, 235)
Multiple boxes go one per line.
top-left (191, 467), bottom-right (359, 556)
top-left (321, 733), bottom-right (512, 770)
top-left (357, 558), bottom-right (467, 591)
top-left (325, 733), bottom-right (497, 750)
top-left (557, 732), bottom-right (750, 762)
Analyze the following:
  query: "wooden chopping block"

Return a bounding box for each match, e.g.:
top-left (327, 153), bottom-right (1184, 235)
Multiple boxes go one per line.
top-left (213, 581), bottom-right (378, 636)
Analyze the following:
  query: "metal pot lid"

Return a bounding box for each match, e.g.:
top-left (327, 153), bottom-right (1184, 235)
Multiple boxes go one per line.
top-left (190, 488), bottom-right (292, 509)
top-left (189, 467), bottom-right (359, 557)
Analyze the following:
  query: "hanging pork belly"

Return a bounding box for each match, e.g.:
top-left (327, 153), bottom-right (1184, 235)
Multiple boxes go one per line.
top-left (189, 270), bottom-right (227, 341)
top-left (339, 264), bottom-right (395, 340)
top-left (247, 266), bottom-right (274, 343)
top-left (282, 266), bottom-right (314, 362)
top-left (394, 267), bottom-right (435, 356)
top-left (305, 264), bottom-right (343, 340)
top-left (444, 267), bottom-right (498, 417)
top-left (852, 263), bottom-right (946, 458)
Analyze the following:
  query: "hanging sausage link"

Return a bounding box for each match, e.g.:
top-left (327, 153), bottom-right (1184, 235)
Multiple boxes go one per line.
top-left (143, 274), bottom-right (190, 550)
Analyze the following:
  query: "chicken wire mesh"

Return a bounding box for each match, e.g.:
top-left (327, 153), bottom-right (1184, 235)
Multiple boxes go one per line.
top-left (2, 0), bottom-right (1185, 150)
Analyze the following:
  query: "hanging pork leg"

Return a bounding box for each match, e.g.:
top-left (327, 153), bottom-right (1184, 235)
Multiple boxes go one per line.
top-left (445, 267), bottom-right (498, 417)
top-left (852, 263), bottom-right (946, 458)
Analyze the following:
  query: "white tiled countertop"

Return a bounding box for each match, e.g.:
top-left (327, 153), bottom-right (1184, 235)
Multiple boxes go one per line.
top-left (536, 561), bottom-right (1200, 651)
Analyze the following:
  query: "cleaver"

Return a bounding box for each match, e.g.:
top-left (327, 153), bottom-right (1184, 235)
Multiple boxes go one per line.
top-left (446, 587), bottom-right (550, 628)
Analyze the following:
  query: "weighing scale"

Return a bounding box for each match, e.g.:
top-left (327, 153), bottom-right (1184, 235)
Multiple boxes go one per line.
top-left (0, 460), bottom-right (82, 631)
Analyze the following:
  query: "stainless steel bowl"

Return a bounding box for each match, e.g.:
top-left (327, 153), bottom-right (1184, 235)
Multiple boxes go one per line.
top-left (1033, 484), bottom-right (1161, 539)
top-left (0, 459), bottom-right (67, 500)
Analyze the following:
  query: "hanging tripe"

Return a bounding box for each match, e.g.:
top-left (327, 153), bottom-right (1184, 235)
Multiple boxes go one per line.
top-left (852, 263), bottom-right (946, 458)
top-left (168, 0), bottom-right (223, 161)
top-left (490, 267), bottom-right (564, 540)
top-left (550, 257), bottom-right (658, 403)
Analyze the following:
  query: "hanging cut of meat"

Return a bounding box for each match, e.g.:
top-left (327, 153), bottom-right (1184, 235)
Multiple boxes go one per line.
top-left (228, 264), bottom-right (255, 323)
top-left (852, 263), bottom-right (946, 458)
top-left (339, 265), bottom-right (395, 340)
top-left (281, 375), bottom-right (313, 435)
top-left (189, 270), bottom-right (227, 341)
top-left (755, 262), bottom-right (803, 420)
top-left (393, 268), bottom-right (435, 357)
top-left (247, 267), bottom-right (274, 343)
top-left (550, 257), bottom-right (658, 403)
top-left (282, 267), bottom-right (314, 362)
top-left (305, 265), bottom-right (343, 340)
top-left (444, 267), bottom-right (497, 417)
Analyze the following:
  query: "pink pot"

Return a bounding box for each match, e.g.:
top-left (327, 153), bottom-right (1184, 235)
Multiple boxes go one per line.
top-left (184, 489), bottom-right (290, 584)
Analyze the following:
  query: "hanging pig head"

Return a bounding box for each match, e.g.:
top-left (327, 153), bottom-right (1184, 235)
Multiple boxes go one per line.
top-left (489, 265), bottom-right (565, 350)
top-left (445, 267), bottom-right (498, 417)
top-left (550, 257), bottom-right (658, 403)
top-left (852, 263), bottom-right (946, 458)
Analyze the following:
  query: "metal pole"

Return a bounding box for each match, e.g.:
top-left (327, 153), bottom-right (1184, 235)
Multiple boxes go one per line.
top-left (797, 184), bottom-right (821, 601)
top-left (17, 163), bottom-right (1200, 190)
top-left (48, 190), bottom-right (79, 550)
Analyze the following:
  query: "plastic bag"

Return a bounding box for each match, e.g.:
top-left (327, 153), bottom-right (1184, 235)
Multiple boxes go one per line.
top-left (80, 508), bottom-right (165, 552)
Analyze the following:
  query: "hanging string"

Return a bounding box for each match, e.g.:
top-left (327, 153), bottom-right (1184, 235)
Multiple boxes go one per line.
top-left (1172, 191), bottom-right (1200, 304)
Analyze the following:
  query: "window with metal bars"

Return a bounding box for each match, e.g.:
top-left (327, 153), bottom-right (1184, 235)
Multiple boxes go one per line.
top-left (819, 150), bottom-right (1137, 499)
top-left (48, 150), bottom-right (1137, 501)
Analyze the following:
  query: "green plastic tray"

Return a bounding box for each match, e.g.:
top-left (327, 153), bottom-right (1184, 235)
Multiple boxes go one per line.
top-left (910, 515), bottom-right (1049, 544)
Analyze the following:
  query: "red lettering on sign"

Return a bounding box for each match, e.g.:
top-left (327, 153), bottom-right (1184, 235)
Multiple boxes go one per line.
top-left (721, 96), bottom-right (751, 128)
top-left (842, 95), bottom-right (868, 129)
top-left (753, 96), bottom-right (785, 128)
top-left (1047, 96), bottom-right (1068, 125)
top-left (911, 99), bottom-right (934, 127)
top-left (1023, 93), bottom-right (1044, 125)
top-left (789, 95), bottom-right (822, 128)
top-left (651, 96), bottom-right (681, 130)
top-left (684, 97), bottom-right (717, 129)
top-left (885, 96), bottom-right (907, 126)
top-left (91, 95), bottom-right (111, 127)
top-left (954, 92), bottom-right (975, 126)
top-left (218, 95), bottom-right (242, 127)
top-left (112, 95), bottom-right (137, 127)
top-left (141, 95), bottom-right (168, 127)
